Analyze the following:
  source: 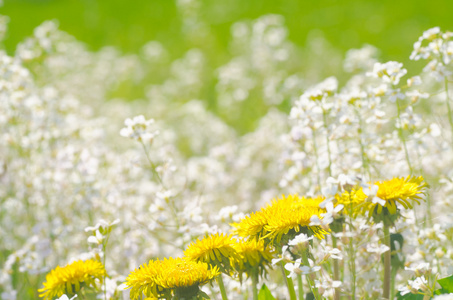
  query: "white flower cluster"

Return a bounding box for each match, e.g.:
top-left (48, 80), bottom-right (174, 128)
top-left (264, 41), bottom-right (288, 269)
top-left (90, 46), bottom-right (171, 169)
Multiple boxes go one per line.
top-left (120, 115), bottom-right (159, 143)
top-left (367, 61), bottom-right (407, 85)
top-left (411, 27), bottom-right (453, 81)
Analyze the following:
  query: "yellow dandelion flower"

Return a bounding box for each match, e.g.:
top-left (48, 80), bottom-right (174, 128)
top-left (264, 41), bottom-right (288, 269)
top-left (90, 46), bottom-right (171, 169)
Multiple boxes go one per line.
top-left (125, 257), bottom-right (219, 300)
top-left (263, 195), bottom-right (328, 243)
top-left (232, 194), bottom-right (328, 245)
top-left (184, 233), bottom-right (239, 273)
top-left (38, 259), bottom-right (106, 300)
top-left (335, 176), bottom-right (428, 221)
top-left (232, 239), bottom-right (274, 280)
top-left (158, 257), bottom-right (219, 290)
top-left (230, 211), bottom-right (268, 239)
top-left (372, 175), bottom-right (428, 215)
top-left (124, 259), bottom-right (164, 299)
top-left (335, 187), bottom-right (369, 215)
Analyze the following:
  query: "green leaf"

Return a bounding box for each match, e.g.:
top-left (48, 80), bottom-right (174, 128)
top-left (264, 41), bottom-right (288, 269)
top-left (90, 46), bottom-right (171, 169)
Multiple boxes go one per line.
top-left (396, 292), bottom-right (424, 300)
top-left (438, 275), bottom-right (453, 293)
top-left (258, 283), bottom-right (276, 300)
top-left (198, 290), bottom-right (210, 299)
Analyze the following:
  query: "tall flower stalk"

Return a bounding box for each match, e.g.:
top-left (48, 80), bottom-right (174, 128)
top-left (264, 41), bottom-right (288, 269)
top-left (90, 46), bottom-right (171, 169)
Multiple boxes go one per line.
top-left (280, 261), bottom-right (298, 300)
top-left (382, 223), bottom-right (391, 299)
top-left (395, 99), bottom-right (413, 174)
top-left (444, 78), bottom-right (453, 145)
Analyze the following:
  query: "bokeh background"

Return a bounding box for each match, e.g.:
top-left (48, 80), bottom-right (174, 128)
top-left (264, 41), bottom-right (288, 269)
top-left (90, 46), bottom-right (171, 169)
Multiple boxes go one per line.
top-left (2, 0), bottom-right (453, 133)
top-left (4, 0), bottom-right (452, 61)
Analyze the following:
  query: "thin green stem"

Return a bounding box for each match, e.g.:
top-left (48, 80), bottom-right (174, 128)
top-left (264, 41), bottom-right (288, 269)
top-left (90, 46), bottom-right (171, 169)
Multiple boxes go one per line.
top-left (348, 229), bottom-right (356, 300)
top-left (301, 251), bottom-right (320, 300)
top-left (412, 141), bottom-right (434, 227)
top-left (297, 274), bottom-right (304, 300)
top-left (252, 269), bottom-right (259, 300)
top-left (444, 78), bottom-right (453, 145)
top-left (139, 141), bottom-right (182, 230)
top-left (322, 108), bottom-right (333, 177)
top-left (345, 199), bottom-right (357, 300)
top-left (312, 127), bottom-right (323, 191)
top-left (140, 141), bottom-right (164, 185)
top-left (102, 231), bottom-right (111, 300)
top-left (355, 107), bottom-right (372, 181)
top-left (383, 223), bottom-right (391, 299)
top-left (331, 235), bottom-right (341, 300)
top-left (390, 265), bottom-right (396, 300)
top-left (217, 275), bottom-right (229, 300)
top-left (280, 261), bottom-right (297, 300)
top-left (396, 99), bottom-right (413, 174)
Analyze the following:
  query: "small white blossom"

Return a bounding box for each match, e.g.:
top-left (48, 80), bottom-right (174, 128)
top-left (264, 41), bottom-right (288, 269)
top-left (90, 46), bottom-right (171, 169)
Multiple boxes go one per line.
top-left (407, 76), bottom-right (422, 87)
top-left (272, 246), bottom-right (289, 265)
top-left (288, 233), bottom-right (313, 246)
top-left (362, 184), bottom-right (386, 206)
top-left (284, 259), bottom-right (302, 277)
top-left (366, 243), bottom-right (390, 254)
top-left (120, 115), bottom-right (159, 142)
top-left (367, 61), bottom-right (407, 85)
top-left (405, 262), bottom-right (431, 277)
top-left (57, 295), bottom-right (77, 300)
top-left (329, 248), bottom-right (343, 260)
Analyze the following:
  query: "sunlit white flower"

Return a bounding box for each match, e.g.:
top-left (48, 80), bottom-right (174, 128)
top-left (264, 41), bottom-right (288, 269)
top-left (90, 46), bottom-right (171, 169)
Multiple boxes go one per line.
top-left (405, 262), bottom-right (431, 277)
top-left (288, 233), bottom-right (313, 246)
top-left (367, 61), bottom-right (407, 85)
top-left (57, 295), bottom-right (77, 300)
top-left (407, 76), bottom-right (422, 87)
top-left (398, 276), bottom-right (429, 296)
top-left (326, 174), bottom-right (360, 191)
top-left (85, 219), bottom-right (120, 233)
top-left (87, 230), bottom-right (104, 245)
top-left (120, 115), bottom-right (159, 142)
top-left (272, 245), bottom-right (289, 265)
top-left (329, 248), bottom-right (342, 260)
top-left (284, 259), bottom-right (302, 277)
top-left (422, 27), bottom-right (441, 41)
top-left (406, 90), bottom-right (429, 104)
top-left (285, 258), bottom-right (320, 277)
top-left (362, 184), bottom-right (386, 206)
top-left (366, 243), bottom-right (390, 254)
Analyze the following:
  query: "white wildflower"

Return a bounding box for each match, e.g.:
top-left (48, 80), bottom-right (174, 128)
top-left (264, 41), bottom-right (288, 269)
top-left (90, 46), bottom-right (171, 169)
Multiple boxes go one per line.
top-left (120, 115), bottom-right (159, 142)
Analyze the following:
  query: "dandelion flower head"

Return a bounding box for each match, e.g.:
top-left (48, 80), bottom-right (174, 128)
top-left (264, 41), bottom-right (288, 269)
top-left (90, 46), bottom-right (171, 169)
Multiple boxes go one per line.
top-left (232, 194), bottom-right (328, 245)
top-left (184, 233), bottom-right (239, 273)
top-left (38, 259), bottom-right (106, 300)
top-left (336, 176), bottom-right (427, 221)
top-left (372, 175), bottom-right (428, 215)
top-left (335, 188), bottom-right (368, 216)
top-left (125, 257), bottom-right (219, 299)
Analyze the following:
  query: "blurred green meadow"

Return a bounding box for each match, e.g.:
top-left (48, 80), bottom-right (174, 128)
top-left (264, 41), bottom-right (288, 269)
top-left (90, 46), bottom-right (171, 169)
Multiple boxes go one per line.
top-left (4, 0), bottom-right (452, 59)
top-left (2, 0), bottom-right (453, 132)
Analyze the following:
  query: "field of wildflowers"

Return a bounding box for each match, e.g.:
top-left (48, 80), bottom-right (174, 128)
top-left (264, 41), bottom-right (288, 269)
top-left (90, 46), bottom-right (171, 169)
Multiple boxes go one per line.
top-left (2, 2), bottom-right (453, 300)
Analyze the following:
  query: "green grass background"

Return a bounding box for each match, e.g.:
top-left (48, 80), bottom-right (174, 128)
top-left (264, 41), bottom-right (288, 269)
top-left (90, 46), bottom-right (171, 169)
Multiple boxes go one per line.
top-left (3, 0), bottom-right (453, 64)
top-left (2, 0), bottom-right (453, 133)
